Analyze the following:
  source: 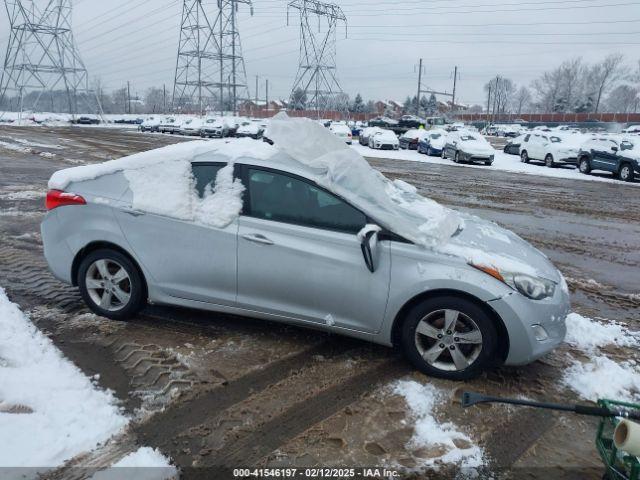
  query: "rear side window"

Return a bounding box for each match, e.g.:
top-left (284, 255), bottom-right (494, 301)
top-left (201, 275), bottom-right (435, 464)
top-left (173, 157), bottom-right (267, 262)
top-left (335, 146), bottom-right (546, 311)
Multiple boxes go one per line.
top-left (246, 168), bottom-right (366, 234)
top-left (192, 163), bottom-right (224, 198)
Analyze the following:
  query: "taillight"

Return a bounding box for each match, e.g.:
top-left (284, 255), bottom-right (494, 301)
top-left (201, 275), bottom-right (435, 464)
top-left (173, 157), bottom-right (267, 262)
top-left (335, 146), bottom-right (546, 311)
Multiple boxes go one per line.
top-left (46, 190), bottom-right (86, 210)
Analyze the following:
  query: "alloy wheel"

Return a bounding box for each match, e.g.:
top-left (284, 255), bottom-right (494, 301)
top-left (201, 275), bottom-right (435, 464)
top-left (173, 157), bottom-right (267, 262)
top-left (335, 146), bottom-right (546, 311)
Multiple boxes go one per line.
top-left (414, 309), bottom-right (483, 372)
top-left (85, 259), bottom-right (132, 312)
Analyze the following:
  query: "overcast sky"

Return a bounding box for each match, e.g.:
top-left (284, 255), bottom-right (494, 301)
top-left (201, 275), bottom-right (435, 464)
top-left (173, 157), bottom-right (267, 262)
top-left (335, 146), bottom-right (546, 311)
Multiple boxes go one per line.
top-left (1, 0), bottom-right (639, 106)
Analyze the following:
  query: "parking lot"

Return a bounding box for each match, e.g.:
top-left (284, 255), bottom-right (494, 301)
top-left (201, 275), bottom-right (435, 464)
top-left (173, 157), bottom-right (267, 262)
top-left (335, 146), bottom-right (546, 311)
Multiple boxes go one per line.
top-left (1, 125), bottom-right (639, 478)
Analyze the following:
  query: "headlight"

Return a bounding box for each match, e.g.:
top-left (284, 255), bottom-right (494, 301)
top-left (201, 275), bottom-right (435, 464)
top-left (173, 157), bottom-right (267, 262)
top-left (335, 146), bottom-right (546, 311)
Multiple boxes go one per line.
top-left (471, 264), bottom-right (556, 300)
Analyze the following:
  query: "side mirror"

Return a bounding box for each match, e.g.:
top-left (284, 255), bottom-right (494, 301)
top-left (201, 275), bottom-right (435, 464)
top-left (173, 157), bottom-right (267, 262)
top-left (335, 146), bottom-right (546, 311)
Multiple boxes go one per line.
top-left (358, 225), bottom-right (382, 273)
top-left (611, 146), bottom-right (619, 152)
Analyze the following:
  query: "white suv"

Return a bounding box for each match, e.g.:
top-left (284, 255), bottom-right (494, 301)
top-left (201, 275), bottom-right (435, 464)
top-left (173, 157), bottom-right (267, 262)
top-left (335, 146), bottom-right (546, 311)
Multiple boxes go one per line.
top-left (519, 133), bottom-right (582, 168)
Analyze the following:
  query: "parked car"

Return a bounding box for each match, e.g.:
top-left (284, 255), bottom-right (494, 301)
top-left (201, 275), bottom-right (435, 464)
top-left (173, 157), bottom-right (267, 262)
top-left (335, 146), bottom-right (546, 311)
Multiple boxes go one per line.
top-left (368, 116), bottom-right (398, 128)
top-left (442, 131), bottom-right (495, 165)
top-left (179, 118), bottom-right (204, 136)
top-left (398, 115), bottom-right (424, 129)
top-left (139, 117), bottom-right (161, 133)
top-left (399, 129), bottom-right (429, 150)
top-left (519, 133), bottom-right (583, 167)
top-left (503, 134), bottom-right (527, 155)
top-left (236, 121), bottom-right (263, 139)
top-left (329, 124), bottom-right (353, 145)
top-left (158, 117), bottom-right (181, 134)
top-left (623, 125), bottom-right (640, 134)
top-left (200, 118), bottom-right (229, 138)
top-left (369, 130), bottom-right (399, 150)
top-left (359, 126), bottom-right (384, 146)
top-left (74, 115), bottom-right (100, 125)
top-left (417, 129), bottom-right (448, 156)
top-left (577, 137), bottom-right (638, 182)
top-left (42, 118), bottom-right (570, 380)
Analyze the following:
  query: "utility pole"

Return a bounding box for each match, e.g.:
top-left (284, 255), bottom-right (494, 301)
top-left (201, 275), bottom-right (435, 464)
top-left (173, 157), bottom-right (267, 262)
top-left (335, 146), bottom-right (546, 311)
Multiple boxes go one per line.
top-left (0, 0), bottom-right (94, 119)
top-left (452, 66), bottom-right (458, 111)
top-left (265, 78), bottom-right (269, 116)
top-left (492, 75), bottom-right (500, 123)
top-left (486, 84), bottom-right (492, 126)
top-left (127, 81), bottom-right (131, 115)
top-left (163, 84), bottom-right (166, 114)
top-left (416, 58), bottom-right (423, 116)
top-left (287, 0), bottom-right (347, 113)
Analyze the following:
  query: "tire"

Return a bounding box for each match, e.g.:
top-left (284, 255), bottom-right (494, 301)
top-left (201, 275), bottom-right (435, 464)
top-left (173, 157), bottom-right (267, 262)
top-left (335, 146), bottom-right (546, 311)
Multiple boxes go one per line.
top-left (441, 149), bottom-right (446, 159)
top-left (484, 160), bottom-right (492, 166)
top-left (619, 163), bottom-right (635, 182)
top-left (400, 296), bottom-right (498, 380)
top-left (520, 151), bottom-right (529, 163)
top-left (427, 147), bottom-right (433, 156)
top-left (578, 157), bottom-right (591, 174)
top-left (454, 151), bottom-right (460, 163)
top-left (545, 154), bottom-right (555, 168)
top-left (77, 249), bottom-right (146, 321)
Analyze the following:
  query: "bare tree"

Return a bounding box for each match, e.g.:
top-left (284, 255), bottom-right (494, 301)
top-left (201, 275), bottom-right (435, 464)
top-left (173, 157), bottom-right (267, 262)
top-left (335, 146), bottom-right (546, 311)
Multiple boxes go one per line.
top-left (589, 53), bottom-right (627, 113)
top-left (512, 86), bottom-right (532, 115)
top-left (484, 76), bottom-right (515, 119)
top-left (144, 88), bottom-right (165, 114)
top-left (606, 85), bottom-right (639, 113)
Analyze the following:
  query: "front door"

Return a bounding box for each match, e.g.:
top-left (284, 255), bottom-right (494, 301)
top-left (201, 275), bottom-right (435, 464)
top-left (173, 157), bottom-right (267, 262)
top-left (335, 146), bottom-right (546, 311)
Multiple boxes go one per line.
top-left (236, 166), bottom-right (391, 334)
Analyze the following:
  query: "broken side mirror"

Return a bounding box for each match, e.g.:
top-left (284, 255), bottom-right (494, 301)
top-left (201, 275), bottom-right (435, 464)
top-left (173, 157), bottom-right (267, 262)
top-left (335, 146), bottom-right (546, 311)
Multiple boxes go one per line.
top-left (358, 224), bottom-right (381, 273)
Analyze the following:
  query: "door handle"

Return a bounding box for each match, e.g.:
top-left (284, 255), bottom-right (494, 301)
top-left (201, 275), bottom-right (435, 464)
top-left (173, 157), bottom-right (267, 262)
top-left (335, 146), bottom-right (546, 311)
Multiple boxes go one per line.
top-left (122, 208), bottom-right (145, 217)
top-left (242, 233), bottom-right (274, 245)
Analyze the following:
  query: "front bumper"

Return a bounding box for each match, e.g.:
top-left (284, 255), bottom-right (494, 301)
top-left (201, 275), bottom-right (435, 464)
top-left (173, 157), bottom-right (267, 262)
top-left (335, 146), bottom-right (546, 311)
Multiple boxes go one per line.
top-left (488, 285), bottom-right (570, 366)
top-left (202, 129), bottom-right (223, 137)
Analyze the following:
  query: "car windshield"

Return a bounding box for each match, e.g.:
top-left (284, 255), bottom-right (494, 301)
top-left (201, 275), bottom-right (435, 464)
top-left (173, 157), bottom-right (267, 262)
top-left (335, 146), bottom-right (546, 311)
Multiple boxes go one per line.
top-left (430, 133), bottom-right (441, 139)
top-left (550, 137), bottom-right (562, 143)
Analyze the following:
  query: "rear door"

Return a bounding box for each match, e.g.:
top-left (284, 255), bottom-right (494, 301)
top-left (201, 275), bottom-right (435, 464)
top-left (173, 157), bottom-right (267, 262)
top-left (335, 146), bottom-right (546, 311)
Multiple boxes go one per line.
top-left (591, 140), bottom-right (618, 172)
top-left (114, 162), bottom-right (238, 306)
top-left (236, 166), bottom-right (391, 333)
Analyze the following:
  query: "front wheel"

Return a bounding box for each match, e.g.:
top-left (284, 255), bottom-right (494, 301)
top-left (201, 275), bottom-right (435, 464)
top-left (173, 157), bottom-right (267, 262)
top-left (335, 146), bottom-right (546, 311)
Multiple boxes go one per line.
top-left (400, 296), bottom-right (498, 380)
top-left (77, 249), bottom-right (146, 321)
top-left (619, 163), bottom-right (635, 182)
top-left (579, 157), bottom-right (591, 174)
top-left (545, 154), bottom-right (555, 168)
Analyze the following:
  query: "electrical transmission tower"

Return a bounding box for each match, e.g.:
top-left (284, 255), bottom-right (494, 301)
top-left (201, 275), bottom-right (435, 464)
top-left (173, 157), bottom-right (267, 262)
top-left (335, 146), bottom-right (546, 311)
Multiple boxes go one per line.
top-left (173, 0), bottom-right (253, 116)
top-left (0, 0), bottom-right (93, 116)
top-left (287, 0), bottom-right (347, 114)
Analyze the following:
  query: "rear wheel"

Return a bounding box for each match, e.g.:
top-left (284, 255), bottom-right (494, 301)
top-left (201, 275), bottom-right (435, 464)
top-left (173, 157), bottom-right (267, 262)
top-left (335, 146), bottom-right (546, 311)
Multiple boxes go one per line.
top-left (579, 157), bottom-right (591, 174)
top-left (545, 154), bottom-right (555, 168)
top-left (77, 249), bottom-right (146, 320)
top-left (520, 151), bottom-right (529, 163)
top-left (400, 296), bottom-right (498, 380)
top-left (619, 163), bottom-right (634, 182)
top-left (454, 151), bottom-right (460, 163)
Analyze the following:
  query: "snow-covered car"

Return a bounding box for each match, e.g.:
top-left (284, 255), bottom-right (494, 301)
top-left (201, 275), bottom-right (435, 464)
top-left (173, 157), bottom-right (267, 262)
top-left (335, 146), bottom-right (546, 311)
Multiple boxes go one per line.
top-left (369, 130), bottom-right (399, 150)
top-left (42, 113), bottom-right (570, 380)
top-left (139, 117), bottom-right (161, 133)
top-left (179, 118), bottom-right (204, 136)
top-left (200, 118), bottom-right (229, 138)
top-left (578, 137), bottom-right (638, 182)
top-left (399, 129), bottom-right (429, 150)
top-left (417, 129), bottom-right (448, 156)
top-left (359, 126), bottom-right (384, 146)
top-left (330, 123), bottom-right (353, 144)
top-left (520, 133), bottom-right (585, 167)
top-left (236, 121), bottom-right (264, 139)
top-left (442, 132), bottom-right (495, 165)
top-left (398, 115), bottom-right (424, 129)
top-left (503, 134), bottom-right (527, 156)
top-left (158, 117), bottom-right (181, 134)
top-left (623, 125), bottom-right (640, 134)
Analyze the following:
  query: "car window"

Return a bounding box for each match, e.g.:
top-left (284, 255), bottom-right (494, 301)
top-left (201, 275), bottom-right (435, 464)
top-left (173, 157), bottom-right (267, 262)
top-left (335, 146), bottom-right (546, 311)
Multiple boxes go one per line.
top-left (430, 133), bottom-right (441, 139)
top-left (246, 168), bottom-right (367, 234)
top-left (460, 135), bottom-right (476, 141)
top-left (192, 163), bottom-right (225, 198)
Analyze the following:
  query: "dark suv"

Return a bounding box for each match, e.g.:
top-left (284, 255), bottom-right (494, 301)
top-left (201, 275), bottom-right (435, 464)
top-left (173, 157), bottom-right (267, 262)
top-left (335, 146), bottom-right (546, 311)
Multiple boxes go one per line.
top-left (578, 137), bottom-right (638, 182)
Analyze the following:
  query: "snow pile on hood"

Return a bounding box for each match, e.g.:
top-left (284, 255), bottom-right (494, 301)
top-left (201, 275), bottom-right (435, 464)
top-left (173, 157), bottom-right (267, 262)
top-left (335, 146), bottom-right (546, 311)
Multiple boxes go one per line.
top-left (563, 356), bottom-right (640, 402)
top-left (0, 287), bottom-right (128, 468)
top-left (266, 113), bottom-right (460, 246)
top-left (564, 313), bottom-right (638, 352)
top-left (392, 380), bottom-right (484, 468)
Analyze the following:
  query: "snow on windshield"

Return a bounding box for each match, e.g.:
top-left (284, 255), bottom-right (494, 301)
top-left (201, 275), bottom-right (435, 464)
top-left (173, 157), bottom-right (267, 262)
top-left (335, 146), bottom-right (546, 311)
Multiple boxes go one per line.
top-left (265, 113), bottom-right (460, 246)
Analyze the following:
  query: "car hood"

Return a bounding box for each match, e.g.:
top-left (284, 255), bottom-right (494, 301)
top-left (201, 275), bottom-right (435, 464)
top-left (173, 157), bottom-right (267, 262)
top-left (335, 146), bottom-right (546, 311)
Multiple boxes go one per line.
top-left (436, 214), bottom-right (562, 283)
top-left (461, 141), bottom-right (494, 155)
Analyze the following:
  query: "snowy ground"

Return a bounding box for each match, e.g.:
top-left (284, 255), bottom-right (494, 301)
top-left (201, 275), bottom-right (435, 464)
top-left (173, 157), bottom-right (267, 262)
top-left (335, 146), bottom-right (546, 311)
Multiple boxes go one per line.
top-left (353, 143), bottom-right (640, 186)
top-left (0, 287), bottom-right (176, 478)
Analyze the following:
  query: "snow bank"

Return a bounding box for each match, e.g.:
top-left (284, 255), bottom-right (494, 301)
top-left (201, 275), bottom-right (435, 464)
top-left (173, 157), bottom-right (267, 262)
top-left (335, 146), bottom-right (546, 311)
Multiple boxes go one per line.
top-left (90, 447), bottom-right (177, 480)
top-left (0, 287), bottom-right (128, 468)
top-left (565, 313), bottom-right (638, 352)
top-left (564, 356), bottom-right (640, 402)
top-left (392, 380), bottom-right (484, 468)
top-left (266, 113), bottom-right (461, 247)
